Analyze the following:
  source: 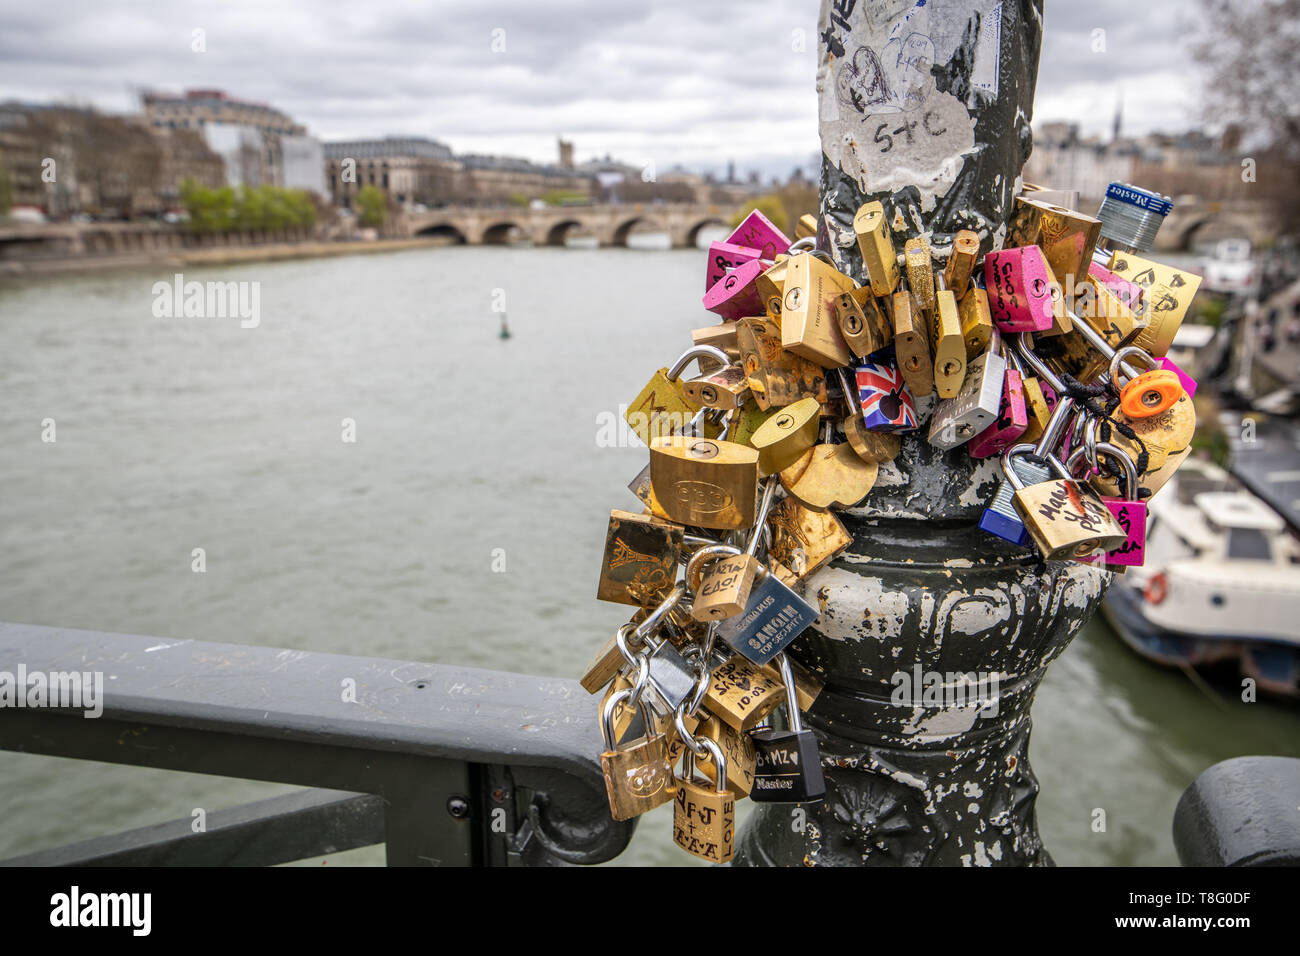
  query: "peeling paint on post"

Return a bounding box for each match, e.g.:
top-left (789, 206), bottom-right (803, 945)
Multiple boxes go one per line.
top-left (733, 0), bottom-right (1111, 867)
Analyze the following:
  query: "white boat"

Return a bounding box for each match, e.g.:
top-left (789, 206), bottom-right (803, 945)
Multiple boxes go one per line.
top-left (1102, 458), bottom-right (1300, 699)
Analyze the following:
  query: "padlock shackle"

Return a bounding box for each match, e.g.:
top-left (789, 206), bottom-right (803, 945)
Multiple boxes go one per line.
top-left (1095, 441), bottom-right (1140, 501)
top-left (632, 583), bottom-right (686, 647)
top-left (667, 345), bottom-right (730, 382)
top-left (696, 735), bottom-right (729, 795)
top-left (1012, 332), bottom-right (1066, 394)
top-left (776, 653), bottom-right (804, 735)
top-left (746, 477), bottom-right (779, 558)
top-left (1035, 394), bottom-right (1076, 460)
top-left (685, 544), bottom-right (743, 593)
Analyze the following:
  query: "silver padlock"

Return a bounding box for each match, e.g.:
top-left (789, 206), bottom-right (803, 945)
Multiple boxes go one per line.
top-left (927, 346), bottom-right (1007, 450)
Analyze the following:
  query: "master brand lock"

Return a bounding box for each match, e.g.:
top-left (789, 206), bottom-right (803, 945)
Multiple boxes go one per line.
top-left (980, 448), bottom-right (1052, 546)
top-left (749, 654), bottom-right (825, 804)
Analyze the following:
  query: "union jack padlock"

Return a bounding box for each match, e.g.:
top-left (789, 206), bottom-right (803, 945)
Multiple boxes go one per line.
top-left (984, 246), bottom-right (1054, 333)
top-left (855, 358), bottom-right (918, 432)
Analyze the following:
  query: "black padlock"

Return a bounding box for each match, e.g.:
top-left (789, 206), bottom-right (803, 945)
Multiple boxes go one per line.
top-left (749, 653), bottom-right (825, 803)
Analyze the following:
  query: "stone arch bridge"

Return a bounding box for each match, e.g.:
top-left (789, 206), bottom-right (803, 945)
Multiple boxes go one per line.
top-left (404, 203), bottom-right (739, 247)
top-left (1151, 198), bottom-right (1276, 252)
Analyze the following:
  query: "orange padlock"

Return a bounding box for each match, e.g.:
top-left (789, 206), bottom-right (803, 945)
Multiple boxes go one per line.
top-left (1119, 368), bottom-right (1183, 419)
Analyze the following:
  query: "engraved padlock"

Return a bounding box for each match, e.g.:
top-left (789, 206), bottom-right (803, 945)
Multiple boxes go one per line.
top-left (1105, 250), bottom-right (1202, 356)
top-left (698, 713), bottom-right (758, 797)
top-left (735, 316), bottom-right (827, 410)
top-left (779, 252), bottom-right (856, 367)
top-left (714, 561), bottom-right (821, 666)
top-left (672, 736), bottom-right (736, 864)
top-left (944, 229), bottom-right (980, 294)
top-left (682, 364), bottom-right (752, 410)
top-left (834, 285), bottom-right (893, 358)
top-left (1005, 196), bottom-right (1102, 290)
top-left (749, 653), bottom-right (825, 804)
top-left (703, 653), bottom-right (785, 731)
top-left (980, 446), bottom-right (1053, 547)
top-left (726, 208), bottom-right (791, 260)
top-left (688, 477), bottom-right (779, 621)
top-left (932, 276), bottom-right (967, 398)
top-left (599, 686), bottom-right (674, 821)
top-left (778, 434), bottom-right (878, 511)
top-left (766, 494), bottom-right (852, 586)
top-left (596, 509), bottom-right (683, 606)
top-left (703, 257), bottom-right (767, 320)
top-left (649, 435), bottom-right (759, 530)
top-left (705, 240), bottom-right (765, 291)
top-left (904, 236), bottom-right (937, 317)
top-left (891, 291), bottom-right (934, 397)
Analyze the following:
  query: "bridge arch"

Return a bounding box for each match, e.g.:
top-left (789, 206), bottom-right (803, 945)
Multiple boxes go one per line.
top-left (1179, 216), bottom-right (1256, 252)
top-left (685, 217), bottom-right (728, 248)
top-left (414, 222), bottom-right (468, 244)
top-left (482, 221), bottom-right (527, 245)
top-left (545, 219), bottom-right (586, 246)
top-left (612, 216), bottom-right (669, 247)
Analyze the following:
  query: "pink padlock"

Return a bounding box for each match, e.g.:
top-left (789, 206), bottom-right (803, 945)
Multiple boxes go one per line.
top-left (1086, 262), bottom-right (1143, 313)
top-left (984, 246), bottom-right (1054, 332)
top-left (968, 368), bottom-right (1028, 458)
top-left (1155, 356), bottom-right (1197, 399)
top-left (726, 210), bottom-right (791, 261)
top-left (705, 241), bottom-right (765, 291)
top-left (1076, 441), bottom-right (1147, 568)
top-left (702, 258), bottom-right (766, 320)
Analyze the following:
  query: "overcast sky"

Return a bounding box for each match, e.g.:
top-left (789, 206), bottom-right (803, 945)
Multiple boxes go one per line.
top-left (0, 1), bottom-right (1210, 179)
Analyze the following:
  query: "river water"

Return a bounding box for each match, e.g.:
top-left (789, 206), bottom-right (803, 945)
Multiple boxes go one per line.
top-left (1, 246), bottom-right (1297, 866)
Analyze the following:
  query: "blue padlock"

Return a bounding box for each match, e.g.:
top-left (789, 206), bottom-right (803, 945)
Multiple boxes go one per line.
top-left (715, 567), bottom-right (819, 666)
top-left (979, 448), bottom-right (1051, 546)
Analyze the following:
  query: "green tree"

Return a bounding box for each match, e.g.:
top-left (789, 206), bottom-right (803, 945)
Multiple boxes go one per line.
top-left (732, 194), bottom-right (788, 232)
top-left (355, 185), bottom-right (387, 228)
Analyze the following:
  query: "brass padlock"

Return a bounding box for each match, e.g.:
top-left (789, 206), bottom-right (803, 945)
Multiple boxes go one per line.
top-left (944, 229), bottom-right (980, 293)
top-left (704, 654), bottom-right (784, 731)
top-left (682, 365), bottom-right (751, 410)
top-left (580, 623), bottom-right (636, 694)
top-left (931, 283), bottom-right (966, 398)
top-left (750, 397), bottom-right (821, 475)
top-left (779, 439), bottom-right (878, 511)
top-left (1105, 251), bottom-right (1201, 357)
top-left (691, 323), bottom-right (739, 362)
top-left (625, 345), bottom-right (728, 445)
top-left (835, 366), bottom-right (901, 465)
top-left (729, 399), bottom-right (777, 448)
top-left (628, 461), bottom-right (672, 520)
top-left (891, 290), bottom-right (934, 398)
top-left (755, 259), bottom-right (789, 321)
top-left (1006, 196), bottom-right (1102, 289)
top-left (673, 737), bottom-right (736, 863)
top-left (735, 316), bottom-right (827, 410)
top-left (600, 687), bottom-right (675, 821)
top-left (597, 509), bottom-right (683, 606)
top-left (904, 236), bottom-right (937, 316)
top-left (759, 655), bottom-right (824, 713)
top-left (698, 714), bottom-right (757, 796)
top-left (853, 200), bottom-right (899, 294)
top-left (688, 477), bottom-right (777, 622)
top-left (1099, 393), bottom-right (1196, 494)
top-left (767, 494), bottom-right (852, 583)
top-left (834, 286), bottom-right (893, 358)
top-left (649, 436), bottom-right (759, 530)
top-left (958, 286), bottom-right (994, 360)
top-left (779, 252), bottom-right (856, 367)
top-left (1074, 276), bottom-right (1142, 349)
top-left (794, 213), bottom-right (818, 240)
top-left (1007, 447), bottom-right (1128, 561)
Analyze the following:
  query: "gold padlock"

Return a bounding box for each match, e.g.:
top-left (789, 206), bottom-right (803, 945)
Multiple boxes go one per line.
top-left (1010, 463), bottom-right (1128, 561)
top-left (853, 200), bottom-right (899, 294)
top-left (794, 213), bottom-right (818, 240)
top-left (944, 229), bottom-right (980, 293)
top-left (1099, 393), bottom-right (1196, 493)
top-left (904, 236), bottom-right (937, 316)
top-left (834, 365), bottom-right (901, 465)
top-left (580, 623), bottom-right (634, 694)
top-left (834, 286), bottom-right (893, 358)
top-left (932, 286), bottom-right (966, 399)
top-left (1006, 196), bottom-right (1101, 289)
top-left (690, 477), bottom-right (779, 621)
top-left (704, 654), bottom-right (784, 731)
top-left (628, 462), bottom-right (673, 520)
top-left (699, 714), bottom-right (757, 796)
top-left (730, 399), bottom-right (777, 448)
top-left (767, 494), bottom-right (852, 583)
top-left (891, 291), bottom-right (934, 398)
top-left (958, 286), bottom-right (994, 360)
top-left (597, 509), bottom-right (683, 606)
top-left (600, 688), bottom-right (675, 821)
top-left (735, 317), bottom-right (827, 410)
top-left (691, 323), bottom-right (740, 362)
top-left (779, 253), bottom-right (855, 367)
top-left (1106, 251), bottom-right (1201, 357)
top-left (682, 365), bottom-right (751, 410)
top-left (779, 441), bottom-right (878, 511)
top-left (673, 738), bottom-right (736, 863)
top-left (649, 436), bottom-right (759, 530)
top-left (1019, 375), bottom-right (1054, 445)
top-left (1036, 276), bottom-right (1074, 339)
top-left (750, 396), bottom-right (821, 475)
top-left (1075, 277), bottom-right (1142, 349)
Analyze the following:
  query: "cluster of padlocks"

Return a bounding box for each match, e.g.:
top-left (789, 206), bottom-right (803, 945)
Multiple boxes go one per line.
top-left (584, 182), bottom-right (1203, 863)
